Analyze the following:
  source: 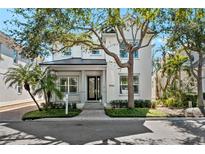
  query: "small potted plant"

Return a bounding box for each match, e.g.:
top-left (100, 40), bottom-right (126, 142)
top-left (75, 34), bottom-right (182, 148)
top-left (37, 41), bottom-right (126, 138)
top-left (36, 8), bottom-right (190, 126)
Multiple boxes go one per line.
top-left (98, 95), bottom-right (102, 103)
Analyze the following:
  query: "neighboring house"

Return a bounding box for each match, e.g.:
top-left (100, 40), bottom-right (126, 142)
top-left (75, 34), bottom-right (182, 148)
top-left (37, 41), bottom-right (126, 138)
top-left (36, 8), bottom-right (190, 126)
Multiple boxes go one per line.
top-left (0, 31), bottom-right (31, 106)
top-left (40, 30), bottom-right (152, 108)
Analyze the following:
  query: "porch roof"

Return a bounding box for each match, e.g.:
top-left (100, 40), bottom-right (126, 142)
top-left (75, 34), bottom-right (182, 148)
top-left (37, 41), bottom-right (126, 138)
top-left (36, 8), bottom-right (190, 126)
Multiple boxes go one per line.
top-left (39, 58), bottom-right (107, 66)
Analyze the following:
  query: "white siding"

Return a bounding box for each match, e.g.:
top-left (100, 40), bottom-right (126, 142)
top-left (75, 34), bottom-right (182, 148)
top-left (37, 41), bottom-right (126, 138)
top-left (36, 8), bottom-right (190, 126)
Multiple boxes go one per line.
top-left (0, 44), bottom-right (31, 105)
top-left (47, 30), bottom-right (153, 104)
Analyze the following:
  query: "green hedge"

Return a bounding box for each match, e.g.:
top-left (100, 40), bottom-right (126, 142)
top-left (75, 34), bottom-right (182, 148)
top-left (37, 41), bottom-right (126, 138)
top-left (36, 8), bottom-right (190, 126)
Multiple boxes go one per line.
top-left (42, 102), bottom-right (77, 110)
top-left (157, 94), bottom-right (197, 108)
top-left (109, 99), bottom-right (155, 108)
top-left (22, 108), bottom-right (81, 120)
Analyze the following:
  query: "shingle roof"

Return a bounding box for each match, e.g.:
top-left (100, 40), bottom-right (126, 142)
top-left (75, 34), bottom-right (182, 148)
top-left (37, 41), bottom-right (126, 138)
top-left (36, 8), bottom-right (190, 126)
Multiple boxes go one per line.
top-left (39, 58), bottom-right (107, 65)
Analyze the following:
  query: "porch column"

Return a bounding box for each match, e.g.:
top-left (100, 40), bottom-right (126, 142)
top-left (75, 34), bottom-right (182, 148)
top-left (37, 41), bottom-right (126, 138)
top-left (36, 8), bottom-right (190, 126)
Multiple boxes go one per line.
top-left (102, 70), bottom-right (106, 106)
top-left (81, 70), bottom-right (86, 104)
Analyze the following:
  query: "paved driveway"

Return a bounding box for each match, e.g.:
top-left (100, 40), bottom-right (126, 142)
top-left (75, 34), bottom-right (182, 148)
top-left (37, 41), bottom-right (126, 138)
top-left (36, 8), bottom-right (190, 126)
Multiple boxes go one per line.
top-left (0, 106), bottom-right (37, 121)
top-left (0, 119), bottom-right (205, 145)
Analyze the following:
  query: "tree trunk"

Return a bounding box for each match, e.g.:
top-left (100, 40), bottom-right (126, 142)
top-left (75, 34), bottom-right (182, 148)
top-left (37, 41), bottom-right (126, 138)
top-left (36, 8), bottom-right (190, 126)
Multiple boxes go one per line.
top-left (155, 72), bottom-right (160, 99)
top-left (28, 90), bottom-right (42, 111)
top-left (197, 53), bottom-right (205, 115)
top-left (127, 52), bottom-right (134, 109)
top-left (24, 83), bottom-right (42, 111)
top-left (47, 91), bottom-right (51, 105)
top-left (43, 89), bottom-right (48, 105)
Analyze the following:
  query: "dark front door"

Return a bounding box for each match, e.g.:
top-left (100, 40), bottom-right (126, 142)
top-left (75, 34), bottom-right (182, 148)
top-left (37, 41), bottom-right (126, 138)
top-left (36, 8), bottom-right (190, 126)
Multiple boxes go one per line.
top-left (87, 76), bottom-right (101, 100)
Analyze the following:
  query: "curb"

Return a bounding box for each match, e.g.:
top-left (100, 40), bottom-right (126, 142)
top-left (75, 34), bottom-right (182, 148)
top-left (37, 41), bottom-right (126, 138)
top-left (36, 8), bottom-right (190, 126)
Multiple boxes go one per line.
top-left (32, 117), bottom-right (205, 121)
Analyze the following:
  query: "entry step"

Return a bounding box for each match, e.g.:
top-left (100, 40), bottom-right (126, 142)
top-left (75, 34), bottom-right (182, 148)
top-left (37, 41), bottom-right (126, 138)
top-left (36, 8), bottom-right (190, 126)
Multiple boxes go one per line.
top-left (83, 102), bottom-right (104, 110)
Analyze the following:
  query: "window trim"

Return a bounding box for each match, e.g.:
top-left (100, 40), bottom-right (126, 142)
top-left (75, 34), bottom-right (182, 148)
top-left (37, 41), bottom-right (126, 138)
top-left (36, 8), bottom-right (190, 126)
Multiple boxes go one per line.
top-left (59, 76), bottom-right (79, 94)
top-left (68, 77), bottom-right (79, 93)
top-left (119, 74), bottom-right (140, 95)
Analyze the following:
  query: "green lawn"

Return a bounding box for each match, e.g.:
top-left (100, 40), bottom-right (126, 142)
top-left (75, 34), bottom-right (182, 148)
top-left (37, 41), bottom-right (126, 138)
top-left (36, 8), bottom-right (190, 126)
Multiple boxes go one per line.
top-left (105, 108), bottom-right (167, 117)
top-left (22, 109), bottom-right (81, 120)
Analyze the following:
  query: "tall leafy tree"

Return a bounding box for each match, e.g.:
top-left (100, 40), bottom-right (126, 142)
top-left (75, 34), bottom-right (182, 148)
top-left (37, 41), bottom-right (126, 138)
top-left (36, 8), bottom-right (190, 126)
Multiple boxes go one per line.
top-left (166, 8), bottom-right (205, 113)
top-left (8, 8), bottom-right (162, 108)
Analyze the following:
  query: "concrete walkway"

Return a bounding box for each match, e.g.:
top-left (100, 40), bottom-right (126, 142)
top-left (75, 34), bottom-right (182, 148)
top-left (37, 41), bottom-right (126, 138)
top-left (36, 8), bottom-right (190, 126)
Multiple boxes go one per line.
top-left (37, 102), bottom-right (111, 121)
top-left (74, 102), bottom-right (110, 120)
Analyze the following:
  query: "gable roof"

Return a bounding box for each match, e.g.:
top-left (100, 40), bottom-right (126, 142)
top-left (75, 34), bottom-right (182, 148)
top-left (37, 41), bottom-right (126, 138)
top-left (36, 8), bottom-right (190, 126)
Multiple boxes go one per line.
top-left (39, 58), bottom-right (107, 66)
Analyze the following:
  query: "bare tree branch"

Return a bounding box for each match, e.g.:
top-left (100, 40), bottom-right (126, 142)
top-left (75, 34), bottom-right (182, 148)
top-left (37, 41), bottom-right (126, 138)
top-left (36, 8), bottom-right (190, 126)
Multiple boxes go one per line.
top-left (117, 26), bottom-right (129, 46)
top-left (91, 28), bottom-right (130, 68)
top-left (114, 26), bottom-right (121, 45)
top-left (137, 34), bottom-right (155, 50)
top-left (183, 49), bottom-right (198, 79)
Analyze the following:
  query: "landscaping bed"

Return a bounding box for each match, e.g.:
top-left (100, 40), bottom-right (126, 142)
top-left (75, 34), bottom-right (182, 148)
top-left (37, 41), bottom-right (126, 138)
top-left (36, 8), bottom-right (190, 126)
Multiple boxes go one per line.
top-left (22, 108), bottom-right (81, 120)
top-left (105, 108), bottom-right (168, 117)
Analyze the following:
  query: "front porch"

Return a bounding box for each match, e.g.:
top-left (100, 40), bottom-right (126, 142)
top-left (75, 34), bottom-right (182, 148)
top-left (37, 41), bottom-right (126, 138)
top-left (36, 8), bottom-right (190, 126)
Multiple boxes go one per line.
top-left (40, 58), bottom-right (107, 108)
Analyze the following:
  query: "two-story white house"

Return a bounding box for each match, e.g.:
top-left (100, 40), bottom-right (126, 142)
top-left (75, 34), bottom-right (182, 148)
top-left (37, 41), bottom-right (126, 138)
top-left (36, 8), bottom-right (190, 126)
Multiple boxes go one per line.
top-left (0, 31), bottom-right (31, 106)
top-left (40, 29), bottom-right (152, 108)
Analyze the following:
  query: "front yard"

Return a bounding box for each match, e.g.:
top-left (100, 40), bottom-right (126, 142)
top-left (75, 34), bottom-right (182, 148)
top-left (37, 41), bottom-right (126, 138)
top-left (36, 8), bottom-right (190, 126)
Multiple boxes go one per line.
top-left (105, 108), bottom-right (167, 117)
top-left (22, 108), bottom-right (81, 120)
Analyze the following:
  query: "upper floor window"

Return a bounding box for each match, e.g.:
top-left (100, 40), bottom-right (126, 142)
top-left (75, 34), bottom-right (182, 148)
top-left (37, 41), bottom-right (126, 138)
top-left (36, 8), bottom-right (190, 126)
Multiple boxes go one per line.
top-left (63, 48), bottom-right (72, 56)
top-left (13, 50), bottom-right (18, 63)
top-left (119, 42), bottom-right (139, 59)
top-left (91, 50), bottom-right (100, 55)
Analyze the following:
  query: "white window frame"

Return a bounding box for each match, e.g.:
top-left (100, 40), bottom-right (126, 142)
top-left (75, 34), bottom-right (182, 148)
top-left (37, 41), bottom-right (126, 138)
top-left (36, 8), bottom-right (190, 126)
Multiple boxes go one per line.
top-left (68, 76), bottom-right (79, 93)
top-left (59, 76), bottom-right (79, 94)
top-left (119, 74), bottom-right (139, 95)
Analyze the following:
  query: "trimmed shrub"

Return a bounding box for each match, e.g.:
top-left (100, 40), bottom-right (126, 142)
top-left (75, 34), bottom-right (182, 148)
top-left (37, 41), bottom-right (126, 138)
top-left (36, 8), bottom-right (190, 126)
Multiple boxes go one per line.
top-left (160, 94), bottom-right (197, 108)
top-left (110, 99), bottom-right (154, 108)
top-left (181, 94), bottom-right (197, 107)
top-left (42, 102), bottom-right (77, 110)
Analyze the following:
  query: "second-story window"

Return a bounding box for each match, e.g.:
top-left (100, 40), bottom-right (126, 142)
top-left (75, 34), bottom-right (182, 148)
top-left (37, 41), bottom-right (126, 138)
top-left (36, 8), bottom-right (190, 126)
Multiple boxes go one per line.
top-left (119, 42), bottom-right (139, 59)
top-left (63, 48), bottom-right (72, 56)
top-left (120, 42), bottom-right (128, 58)
top-left (91, 50), bottom-right (100, 55)
top-left (13, 50), bottom-right (18, 64)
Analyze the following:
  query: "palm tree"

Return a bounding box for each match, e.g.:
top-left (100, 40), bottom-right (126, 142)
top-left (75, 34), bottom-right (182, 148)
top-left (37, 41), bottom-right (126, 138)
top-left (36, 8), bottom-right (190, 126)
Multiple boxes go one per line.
top-left (4, 64), bottom-right (42, 111)
top-left (34, 69), bottom-right (63, 108)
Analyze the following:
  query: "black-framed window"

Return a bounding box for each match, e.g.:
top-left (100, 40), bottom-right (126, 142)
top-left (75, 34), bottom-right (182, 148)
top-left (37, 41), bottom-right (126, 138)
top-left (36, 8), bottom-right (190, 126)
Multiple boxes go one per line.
top-left (119, 75), bottom-right (139, 94)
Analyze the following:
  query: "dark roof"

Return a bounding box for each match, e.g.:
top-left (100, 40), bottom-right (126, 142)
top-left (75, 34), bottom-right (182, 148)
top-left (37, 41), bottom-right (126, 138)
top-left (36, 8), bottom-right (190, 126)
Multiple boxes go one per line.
top-left (39, 58), bottom-right (107, 66)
